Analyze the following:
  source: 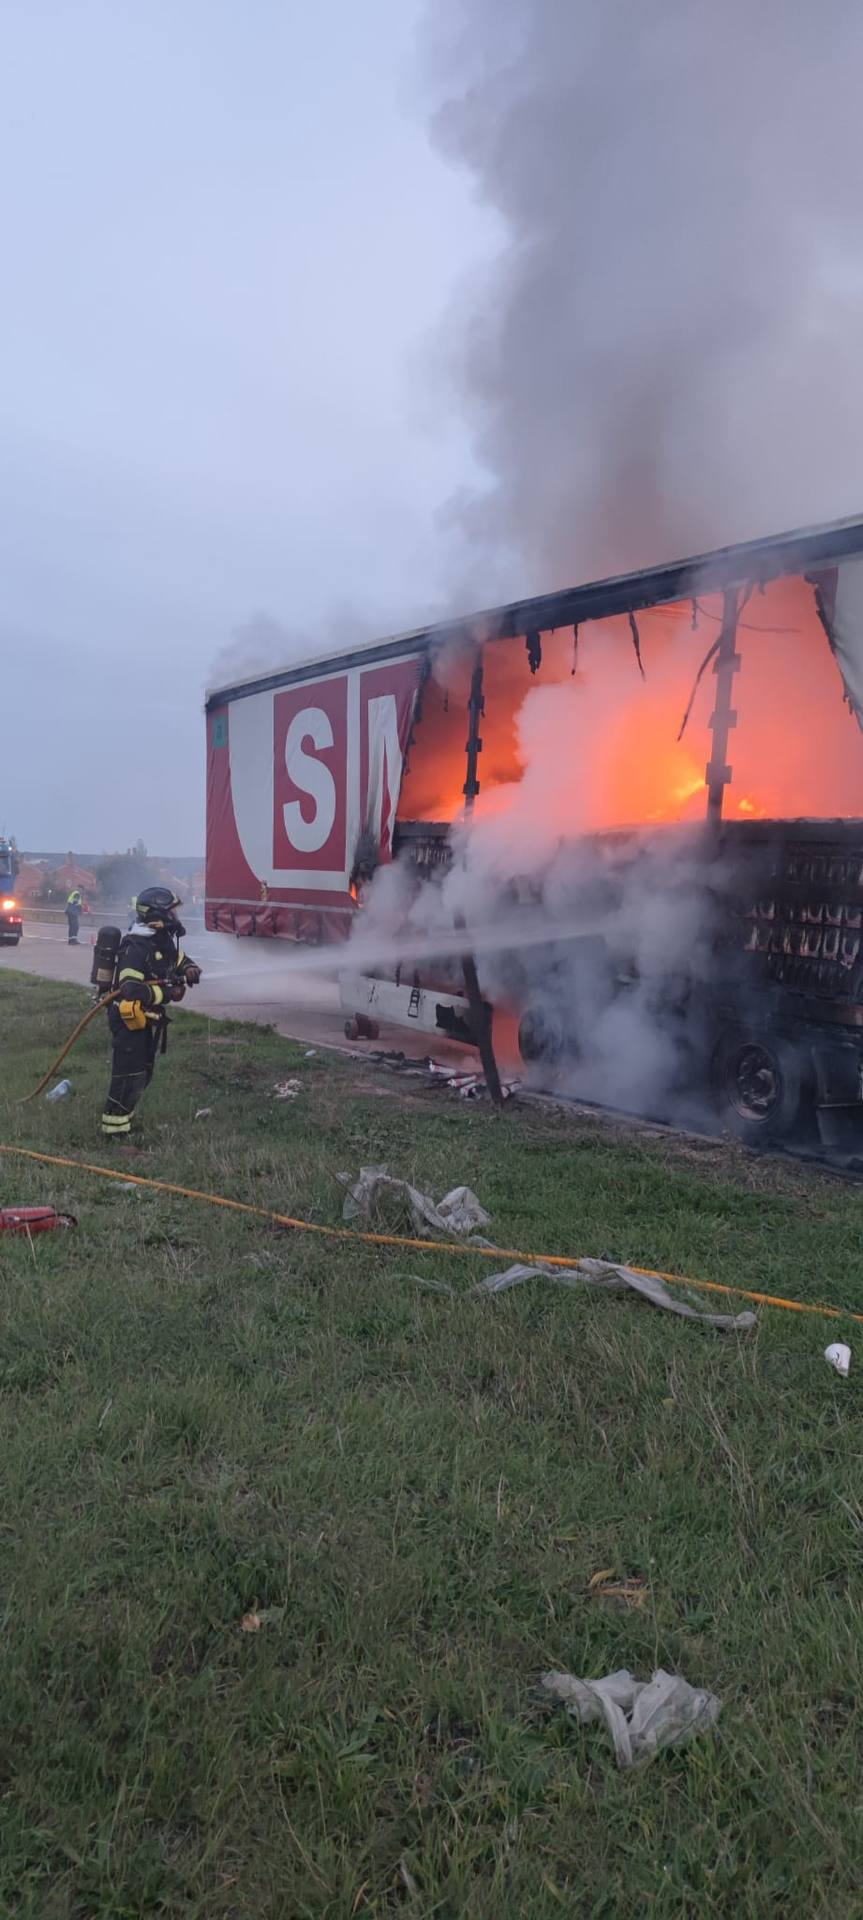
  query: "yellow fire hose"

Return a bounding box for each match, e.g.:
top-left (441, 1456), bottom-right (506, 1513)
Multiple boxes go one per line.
top-left (18, 990), bottom-right (124, 1104)
top-left (1, 1140), bottom-right (862, 1327)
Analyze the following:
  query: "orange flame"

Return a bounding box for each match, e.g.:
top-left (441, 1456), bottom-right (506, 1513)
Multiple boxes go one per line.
top-left (397, 574), bottom-right (862, 838)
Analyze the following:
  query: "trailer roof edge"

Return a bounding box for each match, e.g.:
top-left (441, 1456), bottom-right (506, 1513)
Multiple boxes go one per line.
top-left (205, 512), bottom-right (863, 709)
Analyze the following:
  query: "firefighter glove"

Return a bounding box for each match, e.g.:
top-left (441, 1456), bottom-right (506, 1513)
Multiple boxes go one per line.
top-left (183, 964), bottom-right (202, 986)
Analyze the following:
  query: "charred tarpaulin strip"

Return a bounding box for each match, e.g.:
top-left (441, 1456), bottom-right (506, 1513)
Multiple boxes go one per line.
top-left (400, 653), bottom-right (431, 778)
top-left (807, 568), bottom-right (862, 722)
top-left (677, 638), bottom-right (721, 742)
top-left (571, 623), bottom-right (579, 675)
top-left (526, 630), bottom-right (542, 674)
top-left (628, 612), bottom-right (645, 679)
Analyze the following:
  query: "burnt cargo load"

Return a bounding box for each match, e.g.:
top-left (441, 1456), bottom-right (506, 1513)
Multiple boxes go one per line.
top-left (206, 516), bottom-right (863, 1148)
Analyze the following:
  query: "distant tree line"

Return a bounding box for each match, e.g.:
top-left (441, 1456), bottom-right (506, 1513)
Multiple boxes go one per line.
top-left (35, 842), bottom-right (163, 906)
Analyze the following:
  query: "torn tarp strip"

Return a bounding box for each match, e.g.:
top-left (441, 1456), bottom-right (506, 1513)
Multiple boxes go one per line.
top-left (677, 637), bottom-right (721, 741)
top-left (469, 1259), bottom-right (756, 1331)
top-left (344, 1168), bottom-right (756, 1331)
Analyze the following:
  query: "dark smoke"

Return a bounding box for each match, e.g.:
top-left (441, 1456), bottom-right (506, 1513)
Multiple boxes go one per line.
top-left (425, 0), bottom-right (863, 589)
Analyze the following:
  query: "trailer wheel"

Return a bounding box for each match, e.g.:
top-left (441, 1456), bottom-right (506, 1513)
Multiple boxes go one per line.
top-left (711, 1029), bottom-right (803, 1145)
top-left (517, 1002), bottom-right (568, 1066)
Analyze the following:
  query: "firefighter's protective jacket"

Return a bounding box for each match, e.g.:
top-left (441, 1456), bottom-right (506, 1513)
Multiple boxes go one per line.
top-left (116, 921), bottom-right (199, 1018)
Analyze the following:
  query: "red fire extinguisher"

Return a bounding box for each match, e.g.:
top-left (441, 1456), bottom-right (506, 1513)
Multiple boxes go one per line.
top-left (0, 1207), bottom-right (76, 1233)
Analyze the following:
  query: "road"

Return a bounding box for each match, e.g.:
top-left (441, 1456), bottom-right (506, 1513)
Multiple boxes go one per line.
top-left (0, 921), bottom-right (473, 1067)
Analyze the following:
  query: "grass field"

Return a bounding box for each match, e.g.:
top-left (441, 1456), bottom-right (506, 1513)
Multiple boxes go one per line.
top-left (2, 970), bottom-right (863, 1917)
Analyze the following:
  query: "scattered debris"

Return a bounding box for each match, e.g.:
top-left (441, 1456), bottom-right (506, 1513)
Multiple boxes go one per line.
top-left (825, 1341), bottom-right (851, 1376)
top-left (472, 1259), bottom-right (756, 1331)
top-left (426, 1058), bottom-right (520, 1100)
top-left (588, 1569), bottom-right (649, 1609)
top-left (194, 1107), bottom-right (212, 1120)
top-left (542, 1667), bottom-right (721, 1768)
top-left (342, 1167), bottom-right (492, 1241)
top-left (273, 1079), bottom-right (302, 1101)
top-left (118, 1182), bottom-right (139, 1192)
top-left (0, 1206), bottom-right (76, 1233)
top-left (45, 1079), bottom-right (72, 1103)
top-left (240, 1606), bottom-right (286, 1633)
top-left (304, 1048), bottom-right (317, 1057)
top-left (368, 1051), bottom-right (519, 1100)
top-left (344, 1168), bottom-right (753, 1328)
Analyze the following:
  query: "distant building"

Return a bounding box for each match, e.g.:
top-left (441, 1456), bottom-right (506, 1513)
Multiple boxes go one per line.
top-left (55, 857), bottom-right (98, 897)
top-left (10, 860), bottom-right (48, 901)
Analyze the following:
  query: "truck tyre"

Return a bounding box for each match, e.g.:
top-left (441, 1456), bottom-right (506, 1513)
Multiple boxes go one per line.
top-left (711, 1028), bottom-right (804, 1145)
top-left (518, 1001), bottom-right (568, 1066)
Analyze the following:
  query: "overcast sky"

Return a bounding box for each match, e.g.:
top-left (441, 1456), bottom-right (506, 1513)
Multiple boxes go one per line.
top-left (0, 0), bottom-right (493, 854)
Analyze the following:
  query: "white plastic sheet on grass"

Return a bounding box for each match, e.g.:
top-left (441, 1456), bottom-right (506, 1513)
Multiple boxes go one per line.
top-left (341, 1167), bottom-right (756, 1331)
top-left (542, 1667), bottom-right (721, 1768)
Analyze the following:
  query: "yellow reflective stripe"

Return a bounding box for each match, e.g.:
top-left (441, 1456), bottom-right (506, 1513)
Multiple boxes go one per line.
top-left (148, 984), bottom-right (164, 1005)
top-left (118, 966), bottom-right (146, 982)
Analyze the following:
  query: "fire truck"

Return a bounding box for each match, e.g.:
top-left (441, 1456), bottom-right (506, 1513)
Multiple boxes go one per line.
top-left (206, 516), bottom-right (863, 1149)
top-left (0, 838), bottom-right (22, 945)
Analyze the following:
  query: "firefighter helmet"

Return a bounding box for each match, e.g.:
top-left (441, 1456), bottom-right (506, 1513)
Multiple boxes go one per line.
top-left (135, 886), bottom-right (183, 927)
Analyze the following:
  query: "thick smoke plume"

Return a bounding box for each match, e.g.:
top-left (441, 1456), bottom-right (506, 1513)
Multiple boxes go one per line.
top-left (347, 0), bottom-right (863, 1121)
top-left (425, 0), bottom-right (863, 589)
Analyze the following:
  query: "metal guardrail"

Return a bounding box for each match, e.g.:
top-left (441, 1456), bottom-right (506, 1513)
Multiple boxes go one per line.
top-left (17, 905), bottom-right (205, 932)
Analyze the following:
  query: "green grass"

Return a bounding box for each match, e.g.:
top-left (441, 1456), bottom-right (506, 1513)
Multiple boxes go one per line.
top-left (1, 969), bottom-right (863, 1917)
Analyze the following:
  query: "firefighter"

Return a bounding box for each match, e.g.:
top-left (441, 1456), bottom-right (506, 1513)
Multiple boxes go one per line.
top-left (101, 886), bottom-right (202, 1140)
top-left (65, 889), bottom-right (83, 944)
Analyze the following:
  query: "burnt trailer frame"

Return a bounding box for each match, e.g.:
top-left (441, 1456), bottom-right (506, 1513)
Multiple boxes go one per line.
top-left (206, 512), bottom-right (863, 838)
top-left (207, 512), bottom-right (863, 702)
top-left (207, 514), bottom-right (863, 1148)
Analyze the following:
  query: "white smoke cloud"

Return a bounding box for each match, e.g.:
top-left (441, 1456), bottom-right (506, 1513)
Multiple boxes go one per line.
top-left (208, 599), bottom-right (393, 694)
top-left (423, 0), bottom-right (863, 590)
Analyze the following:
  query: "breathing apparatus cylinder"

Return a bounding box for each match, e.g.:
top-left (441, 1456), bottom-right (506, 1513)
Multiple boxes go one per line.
top-left (90, 926), bottom-right (122, 995)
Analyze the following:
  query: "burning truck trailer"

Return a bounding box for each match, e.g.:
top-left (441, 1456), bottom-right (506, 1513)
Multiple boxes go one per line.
top-left (206, 515), bottom-right (863, 1152)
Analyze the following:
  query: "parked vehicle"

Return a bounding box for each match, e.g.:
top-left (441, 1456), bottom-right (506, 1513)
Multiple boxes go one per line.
top-left (206, 516), bottom-right (863, 1146)
top-left (0, 837), bottom-right (22, 945)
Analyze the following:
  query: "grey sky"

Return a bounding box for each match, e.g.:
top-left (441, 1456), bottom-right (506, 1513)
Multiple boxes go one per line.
top-left (0, 0), bottom-right (493, 854)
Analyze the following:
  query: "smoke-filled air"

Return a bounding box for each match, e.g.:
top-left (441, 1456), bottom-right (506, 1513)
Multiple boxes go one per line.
top-left (344, 0), bottom-right (863, 1118)
top-left (424, 0), bottom-right (863, 590)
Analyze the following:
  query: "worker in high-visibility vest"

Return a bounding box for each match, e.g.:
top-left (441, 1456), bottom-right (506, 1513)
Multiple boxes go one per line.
top-left (64, 889), bottom-right (83, 944)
